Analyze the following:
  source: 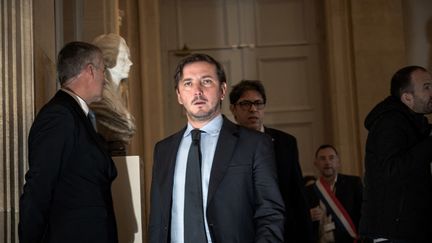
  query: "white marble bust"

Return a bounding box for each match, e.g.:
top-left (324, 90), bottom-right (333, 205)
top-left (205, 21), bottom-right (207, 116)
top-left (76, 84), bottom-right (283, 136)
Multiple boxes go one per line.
top-left (108, 36), bottom-right (132, 89)
top-left (90, 33), bottom-right (136, 154)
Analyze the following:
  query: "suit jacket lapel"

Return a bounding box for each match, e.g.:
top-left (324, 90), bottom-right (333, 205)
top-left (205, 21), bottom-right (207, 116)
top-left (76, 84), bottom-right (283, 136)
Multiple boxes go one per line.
top-left (161, 129), bottom-right (185, 220)
top-left (207, 117), bottom-right (239, 206)
top-left (335, 174), bottom-right (346, 199)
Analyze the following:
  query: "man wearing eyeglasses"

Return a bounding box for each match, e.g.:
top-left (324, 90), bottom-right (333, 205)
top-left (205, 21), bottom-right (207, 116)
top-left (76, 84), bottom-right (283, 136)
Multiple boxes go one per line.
top-left (229, 79), bottom-right (313, 243)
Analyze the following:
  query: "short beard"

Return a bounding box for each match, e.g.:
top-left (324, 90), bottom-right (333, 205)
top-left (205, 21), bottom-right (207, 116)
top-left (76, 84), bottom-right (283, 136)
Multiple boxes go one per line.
top-left (412, 96), bottom-right (432, 114)
top-left (187, 105), bottom-right (220, 122)
top-left (323, 169), bottom-right (335, 178)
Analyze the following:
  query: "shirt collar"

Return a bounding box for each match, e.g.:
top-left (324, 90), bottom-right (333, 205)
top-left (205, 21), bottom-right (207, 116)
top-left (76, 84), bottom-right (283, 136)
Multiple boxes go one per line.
top-left (319, 174), bottom-right (338, 191)
top-left (184, 114), bottom-right (223, 137)
top-left (61, 88), bottom-right (90, 115)
top-left (330, 174), bottom-right (338, 191)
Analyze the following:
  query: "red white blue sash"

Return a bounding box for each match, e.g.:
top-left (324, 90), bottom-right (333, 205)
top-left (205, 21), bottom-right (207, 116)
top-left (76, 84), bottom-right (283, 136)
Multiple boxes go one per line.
top-left (315, 177), bottom-right (359, 241)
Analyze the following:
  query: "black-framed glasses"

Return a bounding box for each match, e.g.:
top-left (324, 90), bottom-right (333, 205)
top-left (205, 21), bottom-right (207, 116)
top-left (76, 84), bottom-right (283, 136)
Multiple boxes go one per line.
top-left (235, 100), bottom-right (265, 110)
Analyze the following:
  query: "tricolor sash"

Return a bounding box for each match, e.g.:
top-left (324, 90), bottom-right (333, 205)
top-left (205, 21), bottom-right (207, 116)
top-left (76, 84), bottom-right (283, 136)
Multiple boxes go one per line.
top-left (314, 177), bottom-right (358, 242)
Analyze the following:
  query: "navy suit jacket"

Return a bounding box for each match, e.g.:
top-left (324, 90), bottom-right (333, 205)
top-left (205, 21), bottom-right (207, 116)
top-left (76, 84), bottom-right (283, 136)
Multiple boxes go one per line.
top-left (306, 174), bottom-right (363, 243)
top-left (149, 116), bottom-right (285, 243)
top-left (264, 127), bottom-right (314, 243)
top-left (19, 90), bottom-right (118, 243)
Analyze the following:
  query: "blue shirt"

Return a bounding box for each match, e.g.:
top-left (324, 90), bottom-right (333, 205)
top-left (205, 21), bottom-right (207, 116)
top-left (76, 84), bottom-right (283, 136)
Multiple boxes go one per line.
top-left (171, 115), bottom-right (223, 243)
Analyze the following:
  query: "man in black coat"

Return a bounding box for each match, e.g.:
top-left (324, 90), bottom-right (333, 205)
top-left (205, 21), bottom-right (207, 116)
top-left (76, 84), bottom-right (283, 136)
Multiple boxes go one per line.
top-left (360, 66), bottom-right (432, 242)
top-left (148, 54), bottom-right (285, 243)
top-left (229, 79), bottom-right (313, 243)
top-left (305, 144), bottom-right (362, 243)
top-left (19, 42), bottom-right (118, 243)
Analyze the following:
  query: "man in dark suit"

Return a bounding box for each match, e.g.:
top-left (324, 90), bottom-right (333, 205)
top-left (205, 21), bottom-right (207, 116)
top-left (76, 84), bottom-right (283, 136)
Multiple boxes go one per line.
top-left (305, 145), bottom-right (362, 243)
top-left (229, 79), bottom-right (313, 243)
top-left (149, 53), bottom-right (285, 242)
top-left (19, 41), bottom-right (118, 243)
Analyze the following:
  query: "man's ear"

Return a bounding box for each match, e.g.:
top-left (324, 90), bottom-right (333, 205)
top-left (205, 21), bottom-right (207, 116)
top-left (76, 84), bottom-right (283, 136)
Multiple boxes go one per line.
top-left (220, 82), bottom-right (227, 100)
top-left (401, 92), bottom-right (414, 108)
top-left (335, 156), bottom-right (341, 169)
top-left (176, 88), bottom-right (183, 105)
top-left (84, 63), bottom-right (95, 79)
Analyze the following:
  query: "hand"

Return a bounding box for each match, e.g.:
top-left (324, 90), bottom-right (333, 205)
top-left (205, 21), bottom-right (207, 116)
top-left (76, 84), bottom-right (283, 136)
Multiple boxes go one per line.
top-left (310, 206), bottom-right (324, 221)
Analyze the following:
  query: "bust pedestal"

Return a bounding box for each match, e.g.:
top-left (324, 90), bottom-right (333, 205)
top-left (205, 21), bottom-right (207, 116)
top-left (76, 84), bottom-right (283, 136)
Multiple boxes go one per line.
top-left (111, 156), bottom-right (143, 243)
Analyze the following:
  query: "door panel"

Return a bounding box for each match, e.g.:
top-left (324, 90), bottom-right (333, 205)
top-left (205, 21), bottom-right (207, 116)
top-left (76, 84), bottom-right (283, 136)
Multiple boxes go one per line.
top-left (254, 0), bottom-right (311, 45)
top-left (161, 0), bottom-right (240, 50)
top-left (243, 44), bottom-right (323, 173)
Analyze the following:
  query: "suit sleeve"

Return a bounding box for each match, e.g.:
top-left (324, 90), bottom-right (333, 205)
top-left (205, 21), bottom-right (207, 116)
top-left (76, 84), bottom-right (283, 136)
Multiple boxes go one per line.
top-left (148, 142), bottom-right (163, 243)
top-left (19, 105), bottom-right (75, 243)
top-left (288, 136), bottom-right (302, 182)
top-left (253, 135), bottom-right (285, 243)
top-left (304, 184), bottom-right (320, 242)
top-left (283, 136), bottom-right (314, 243)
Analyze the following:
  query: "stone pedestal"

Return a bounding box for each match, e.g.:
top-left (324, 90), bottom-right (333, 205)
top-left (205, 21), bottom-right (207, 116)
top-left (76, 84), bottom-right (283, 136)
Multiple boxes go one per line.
top-left (112, 156), bottom-right (143, 243)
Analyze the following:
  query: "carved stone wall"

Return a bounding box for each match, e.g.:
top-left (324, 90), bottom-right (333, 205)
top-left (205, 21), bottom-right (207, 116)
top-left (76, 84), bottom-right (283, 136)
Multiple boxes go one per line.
top-left (0, 0), bottom-right (34, 242)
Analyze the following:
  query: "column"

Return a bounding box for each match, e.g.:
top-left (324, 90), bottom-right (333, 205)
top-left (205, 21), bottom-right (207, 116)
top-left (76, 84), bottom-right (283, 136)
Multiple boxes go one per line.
top-left (0, 0), bottom-right (34, 242)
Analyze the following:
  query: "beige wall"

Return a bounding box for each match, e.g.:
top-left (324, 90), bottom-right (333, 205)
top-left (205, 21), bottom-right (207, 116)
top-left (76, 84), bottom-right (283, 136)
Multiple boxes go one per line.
top-left (404, 0), bottom-right (432, 69)
top-left (323, 0), bottom-right (362, 175)
top-left (350, 0), bottom-right (406, 171)
top-left (34, 0), bottom-right (56, 112)
top-left (119, 0), bottom-right (166, 237)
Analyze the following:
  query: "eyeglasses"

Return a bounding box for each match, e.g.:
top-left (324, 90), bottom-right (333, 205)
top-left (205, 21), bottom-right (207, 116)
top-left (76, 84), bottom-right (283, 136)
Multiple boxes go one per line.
top-left (235, 100), bottom-right (265, 110)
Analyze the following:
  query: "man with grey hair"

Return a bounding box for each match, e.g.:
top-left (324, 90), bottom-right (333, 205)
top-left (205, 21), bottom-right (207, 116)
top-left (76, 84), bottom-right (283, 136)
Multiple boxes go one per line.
top-left (19, 41), bottom-right (118, 243)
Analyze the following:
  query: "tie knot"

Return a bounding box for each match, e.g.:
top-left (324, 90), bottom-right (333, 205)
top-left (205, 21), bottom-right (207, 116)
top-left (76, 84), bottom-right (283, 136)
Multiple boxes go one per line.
top-left (191, 129), bottom-right (201, 144)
